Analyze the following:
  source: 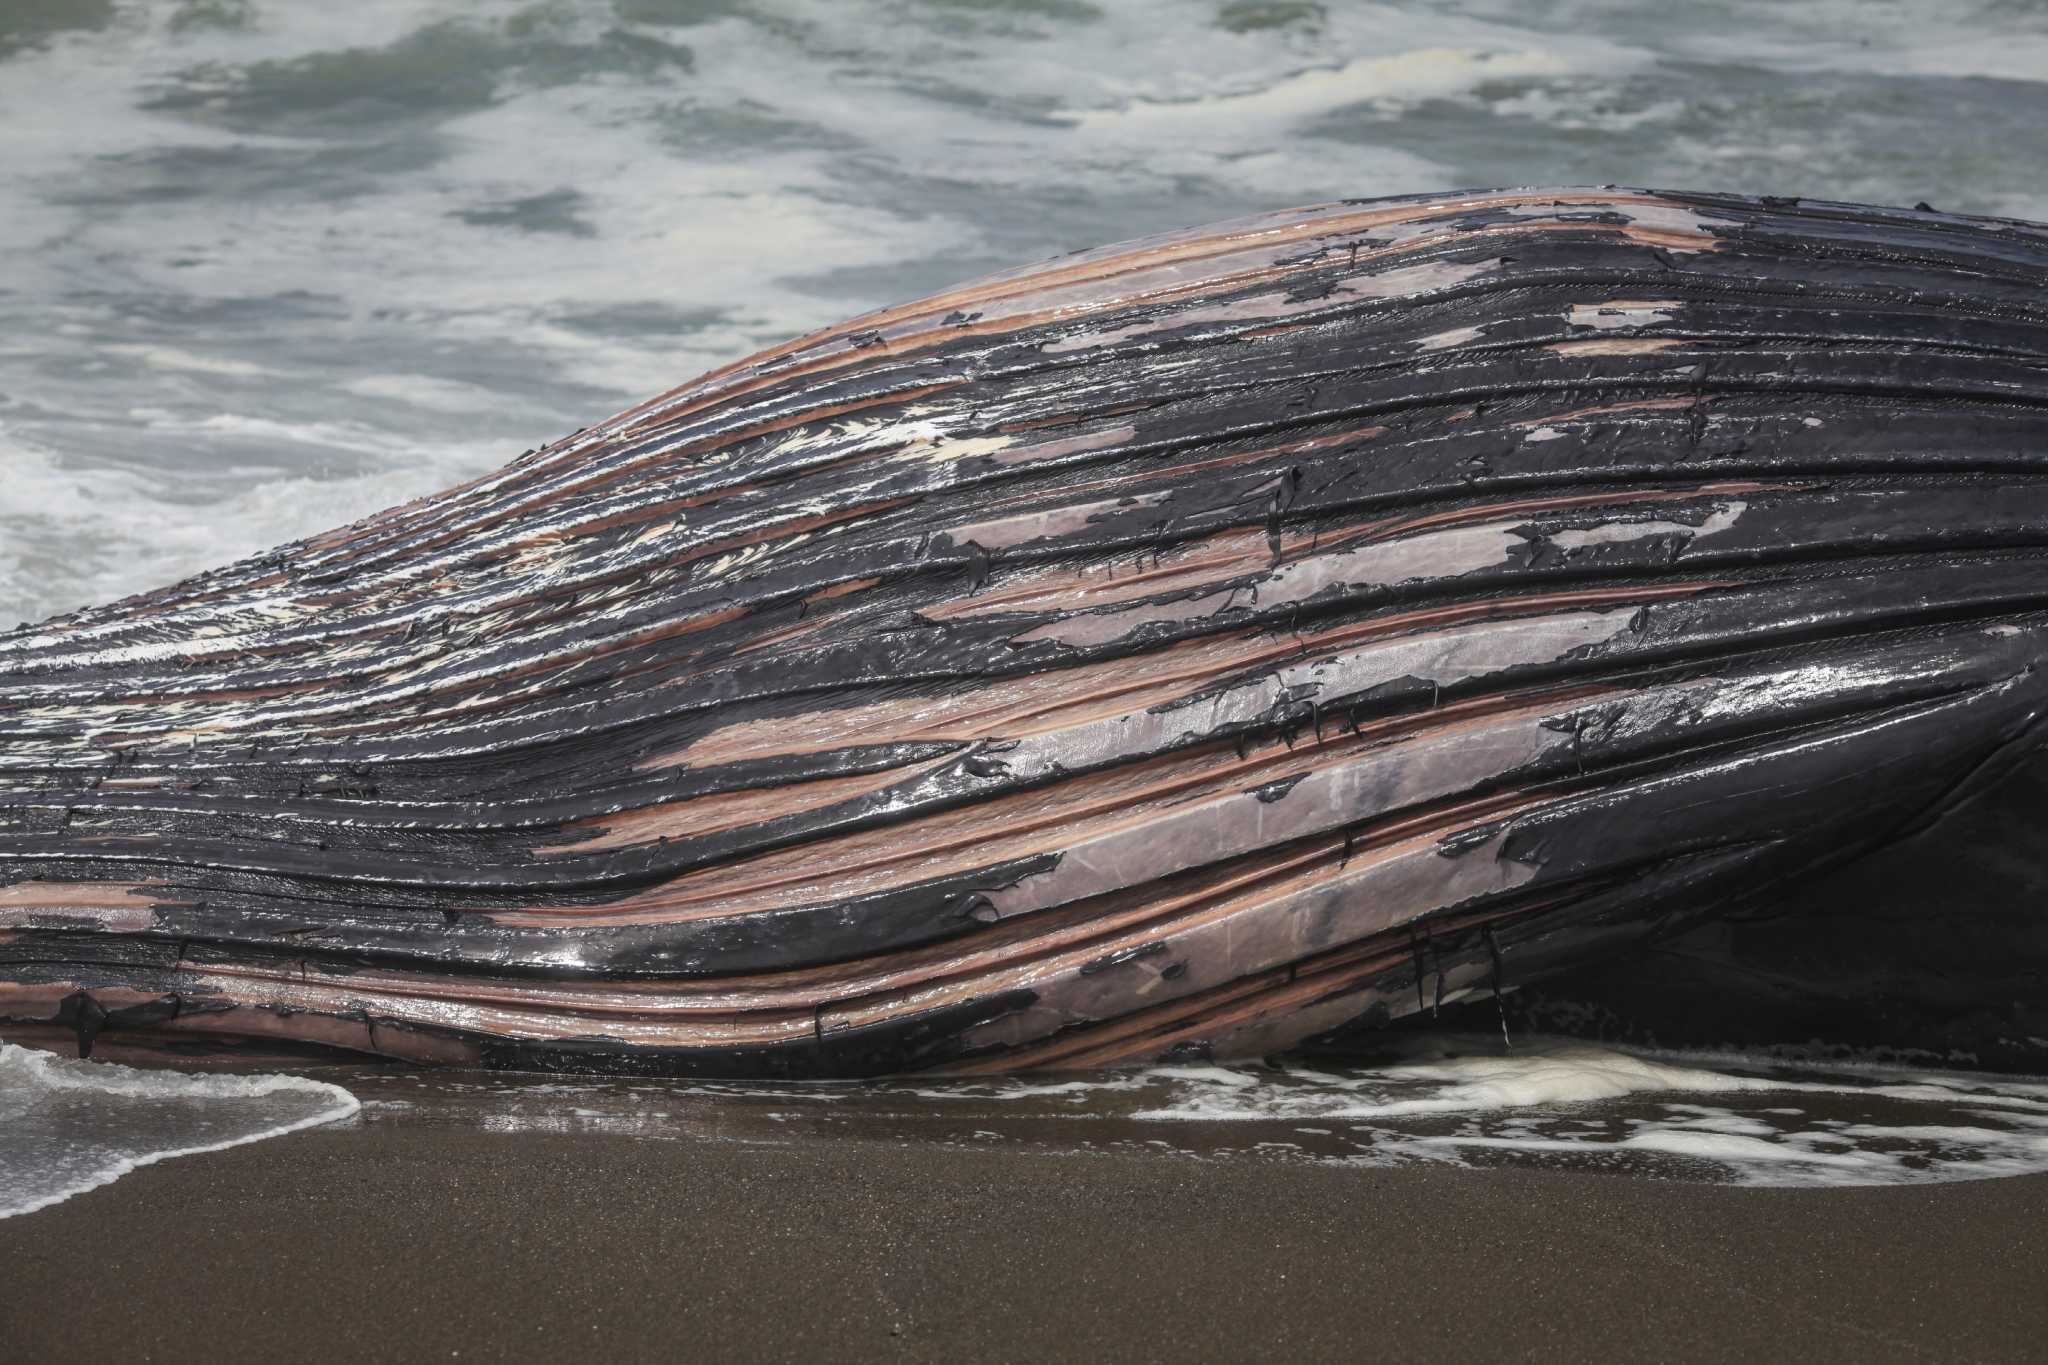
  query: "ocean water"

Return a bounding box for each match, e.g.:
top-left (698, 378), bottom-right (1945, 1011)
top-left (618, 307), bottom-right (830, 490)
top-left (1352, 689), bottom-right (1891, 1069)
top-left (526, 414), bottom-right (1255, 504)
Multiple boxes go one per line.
top-left (5, 0), bottom-right (2048, 626)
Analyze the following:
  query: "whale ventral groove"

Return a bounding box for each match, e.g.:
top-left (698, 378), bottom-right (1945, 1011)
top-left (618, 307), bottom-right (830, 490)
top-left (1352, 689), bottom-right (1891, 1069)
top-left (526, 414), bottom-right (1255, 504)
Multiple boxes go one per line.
top-left (5, 186), bottom-right (2048, 1076)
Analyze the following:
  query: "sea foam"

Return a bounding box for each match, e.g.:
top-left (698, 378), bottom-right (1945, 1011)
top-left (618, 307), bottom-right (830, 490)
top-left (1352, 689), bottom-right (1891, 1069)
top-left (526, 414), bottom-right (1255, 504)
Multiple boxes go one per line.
top-left (0, 1042), bottom-right (358, 1220)
top-left (1117, 1036), bottom-right (2048, 1187)
top-left (9, 0), bottom-right (2046, 629)
top-left (324, 1033), bottom-right (2048, 1190)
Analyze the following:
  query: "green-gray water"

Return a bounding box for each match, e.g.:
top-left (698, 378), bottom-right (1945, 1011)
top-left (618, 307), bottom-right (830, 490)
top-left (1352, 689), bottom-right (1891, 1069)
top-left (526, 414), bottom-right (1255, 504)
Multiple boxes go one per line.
top-left (4, 0), bottom-right (2046, 626)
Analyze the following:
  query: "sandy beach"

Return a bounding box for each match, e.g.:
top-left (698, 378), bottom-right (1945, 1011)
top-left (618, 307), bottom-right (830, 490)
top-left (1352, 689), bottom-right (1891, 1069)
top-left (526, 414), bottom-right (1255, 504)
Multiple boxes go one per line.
top-left (6, 1111), bottom-right (2045, 1364)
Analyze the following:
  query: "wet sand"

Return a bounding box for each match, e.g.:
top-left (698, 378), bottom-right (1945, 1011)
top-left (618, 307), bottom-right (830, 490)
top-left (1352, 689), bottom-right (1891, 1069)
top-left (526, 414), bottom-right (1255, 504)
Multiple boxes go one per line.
top-left (4, 1117), bottom-right (2044, 1364)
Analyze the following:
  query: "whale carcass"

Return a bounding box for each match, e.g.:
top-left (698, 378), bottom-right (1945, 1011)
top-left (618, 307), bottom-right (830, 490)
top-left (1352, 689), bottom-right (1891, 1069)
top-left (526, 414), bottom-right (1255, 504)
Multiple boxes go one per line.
top-left (4, 187), bottom-right (2047, 1075)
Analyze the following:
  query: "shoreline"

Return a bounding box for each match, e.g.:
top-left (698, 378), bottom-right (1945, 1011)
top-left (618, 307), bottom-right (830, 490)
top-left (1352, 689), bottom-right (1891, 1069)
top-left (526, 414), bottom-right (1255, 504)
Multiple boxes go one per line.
top-left (6, 1114), bottom-right (2045, 1363)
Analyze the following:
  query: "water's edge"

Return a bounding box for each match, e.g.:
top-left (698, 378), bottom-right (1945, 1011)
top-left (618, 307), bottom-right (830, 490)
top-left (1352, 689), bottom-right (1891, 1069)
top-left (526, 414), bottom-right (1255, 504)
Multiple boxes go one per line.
top-left (10, 1033), bottom-right (2048, 1219)
top-left (0, 1043), bottom-right (360, 1219)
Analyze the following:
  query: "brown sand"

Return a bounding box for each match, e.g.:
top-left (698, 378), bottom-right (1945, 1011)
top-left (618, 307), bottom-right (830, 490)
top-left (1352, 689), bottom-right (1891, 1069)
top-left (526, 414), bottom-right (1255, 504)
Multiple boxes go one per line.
top-left (3, 1118), bottom-right (2045, 1364)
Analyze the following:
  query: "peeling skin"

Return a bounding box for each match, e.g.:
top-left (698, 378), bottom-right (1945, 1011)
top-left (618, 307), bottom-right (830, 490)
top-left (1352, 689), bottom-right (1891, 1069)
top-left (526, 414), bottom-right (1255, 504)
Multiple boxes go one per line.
top-left (942, 489), bottom-right (1172, 553)
top-left (6, 187), bottom-right (2048, 1076)
top-left (983, 699), bottom-right (1579, 921)
top-left (1417, 324), bottom-right (1488, 351)
top-left (1039, 258), bottom-right (1499, 354)
top-left (1497, 198), bottom-right (1740, 251)
top-left (1543, 502), bottom-right (1746, 554)
top-left (1548, 337), bottom-right (1686, 356)
top-left (1009, 505), bottom-right (1746, 650)
top-left (1567, 300), bottom-right (1682, 331)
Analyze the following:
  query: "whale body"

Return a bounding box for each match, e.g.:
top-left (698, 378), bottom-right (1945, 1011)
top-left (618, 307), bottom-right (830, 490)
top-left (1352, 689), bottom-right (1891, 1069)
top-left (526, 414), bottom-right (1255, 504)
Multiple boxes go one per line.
top-left (4, 187), bottom-right (2046, 1075)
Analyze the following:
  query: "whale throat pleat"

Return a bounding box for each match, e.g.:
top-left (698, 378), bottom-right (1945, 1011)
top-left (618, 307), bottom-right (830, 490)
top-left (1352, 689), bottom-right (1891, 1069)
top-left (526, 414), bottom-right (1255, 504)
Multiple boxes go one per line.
top-left (5, 187), bottom-right (2048, 1075)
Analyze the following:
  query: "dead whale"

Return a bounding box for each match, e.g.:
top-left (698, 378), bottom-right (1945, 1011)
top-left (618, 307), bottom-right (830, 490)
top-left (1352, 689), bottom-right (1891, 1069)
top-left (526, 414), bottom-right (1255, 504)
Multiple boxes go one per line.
top-left (4, 187), bottom-right (2046, 1076)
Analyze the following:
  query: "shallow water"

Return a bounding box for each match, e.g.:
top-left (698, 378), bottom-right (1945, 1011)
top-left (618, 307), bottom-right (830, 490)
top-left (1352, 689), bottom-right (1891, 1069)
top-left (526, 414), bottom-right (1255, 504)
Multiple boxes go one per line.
top-left (9, 1032), bottom-right (2048, 1218)
top-left (5, 0), bottom-right (2048, 626)
top-left (339, 1034), bottom-right (2048, 1190)
top-left (0, 1042), bottom-right (359, 1218)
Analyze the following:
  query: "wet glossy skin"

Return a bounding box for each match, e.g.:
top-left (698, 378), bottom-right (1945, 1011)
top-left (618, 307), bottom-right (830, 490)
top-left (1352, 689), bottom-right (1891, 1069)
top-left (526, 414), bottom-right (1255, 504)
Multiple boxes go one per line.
top-left (4, 187), bottom-right (2047, 1075)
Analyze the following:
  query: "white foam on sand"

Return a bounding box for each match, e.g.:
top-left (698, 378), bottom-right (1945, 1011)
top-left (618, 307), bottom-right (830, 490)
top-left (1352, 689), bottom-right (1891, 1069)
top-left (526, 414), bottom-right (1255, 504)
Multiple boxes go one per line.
top-left (1111, 1035), bottom-right (2048, 1187)
top-left (1134, 1042), bottom-right (1785, 1120)
top-left (0, 1043), bottom-right (359, 1220)
top-left (351, 1033), bottom-right (2048, 1190)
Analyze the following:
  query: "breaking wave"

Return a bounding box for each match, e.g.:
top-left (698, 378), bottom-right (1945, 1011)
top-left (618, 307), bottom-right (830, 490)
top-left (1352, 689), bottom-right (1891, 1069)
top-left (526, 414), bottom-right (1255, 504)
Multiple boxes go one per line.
top-left (0, 1043), bottom-right (358, 1219)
